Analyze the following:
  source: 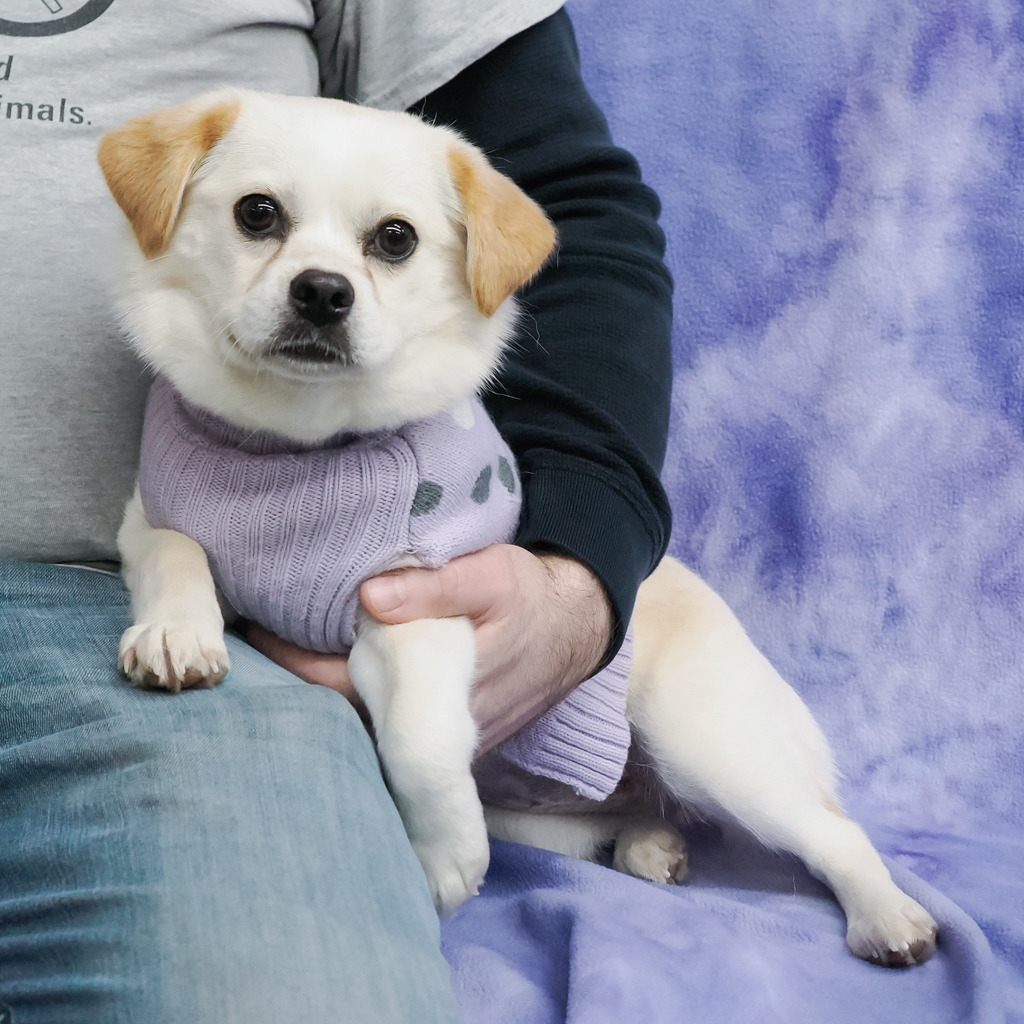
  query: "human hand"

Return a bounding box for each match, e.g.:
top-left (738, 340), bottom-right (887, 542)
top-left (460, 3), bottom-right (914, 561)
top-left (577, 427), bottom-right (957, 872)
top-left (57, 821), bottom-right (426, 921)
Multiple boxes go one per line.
top-left (245, 544), bottom-right (613, 754)
top-left (359, 544), bottom-right (612, 753)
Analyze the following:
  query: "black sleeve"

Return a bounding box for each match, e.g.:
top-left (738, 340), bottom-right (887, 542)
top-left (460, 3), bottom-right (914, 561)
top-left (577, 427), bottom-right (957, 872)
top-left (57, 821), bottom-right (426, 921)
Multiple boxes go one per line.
top-left (410, 7), bottom-right (674, 659)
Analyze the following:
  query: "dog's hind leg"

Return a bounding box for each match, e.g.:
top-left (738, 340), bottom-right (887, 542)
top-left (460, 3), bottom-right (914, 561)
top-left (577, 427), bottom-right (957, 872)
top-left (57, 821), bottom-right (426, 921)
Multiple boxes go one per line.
top-left (485, 807), bottom-right (689, 884)
top-left (629, 558), bottom-right (938, 966)
top-left (484, 806), bottom-right (623, 860)
top-left (764, 803), bottom-right (938, 966)
top-left (349, 614), bottom-right (489, 915)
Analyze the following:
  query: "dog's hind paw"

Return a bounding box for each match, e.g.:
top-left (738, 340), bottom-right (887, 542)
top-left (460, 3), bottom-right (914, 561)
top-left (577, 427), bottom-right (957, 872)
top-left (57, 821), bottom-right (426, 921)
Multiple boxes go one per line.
top-left (846, 897), bottom-right (938, 967)
top-left (612, 821), bottom-right (689, 884)
top-left (119, 621), bottom-right (230, 693)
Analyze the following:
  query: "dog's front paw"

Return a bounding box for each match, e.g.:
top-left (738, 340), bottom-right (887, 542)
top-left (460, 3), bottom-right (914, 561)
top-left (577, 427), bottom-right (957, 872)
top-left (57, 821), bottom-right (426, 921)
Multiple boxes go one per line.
top-left (413, 830), bottom-right (491, 917)
top-left (846, 896), bottom-right (938, 967)
top-left (403, 796), bottom-right (490, 916)
top-left (119, 621), bottom-right (230, 693)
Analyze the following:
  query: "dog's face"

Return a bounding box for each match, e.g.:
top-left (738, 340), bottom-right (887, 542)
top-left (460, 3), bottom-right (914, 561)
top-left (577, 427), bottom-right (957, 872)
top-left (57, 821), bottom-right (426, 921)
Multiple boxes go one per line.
top-left (98, 90), bottom-right (556, 440)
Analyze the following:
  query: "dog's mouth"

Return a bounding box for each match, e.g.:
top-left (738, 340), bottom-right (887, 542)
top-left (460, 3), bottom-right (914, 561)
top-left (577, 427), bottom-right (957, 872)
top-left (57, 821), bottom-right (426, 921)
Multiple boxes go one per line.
top-left (257, 322), bottom-right (355, 374)
top-left (271, 340), bottom-right (349, 365)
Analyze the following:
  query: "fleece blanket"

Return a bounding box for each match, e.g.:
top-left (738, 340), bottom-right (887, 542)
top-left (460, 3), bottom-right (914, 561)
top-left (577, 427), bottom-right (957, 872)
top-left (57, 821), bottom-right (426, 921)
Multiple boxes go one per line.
top-left (440, 0), bottom-right (1024, 1021)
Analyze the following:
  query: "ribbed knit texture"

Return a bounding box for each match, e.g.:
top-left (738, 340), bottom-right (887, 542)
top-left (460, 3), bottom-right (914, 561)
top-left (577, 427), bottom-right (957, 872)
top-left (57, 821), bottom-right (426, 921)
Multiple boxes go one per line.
top-left (138, 375), bottom-right (631, 798)
top-left (139, 376), bottom-right (522, 651)
top-left (499, 625), bottom-right (633, 800)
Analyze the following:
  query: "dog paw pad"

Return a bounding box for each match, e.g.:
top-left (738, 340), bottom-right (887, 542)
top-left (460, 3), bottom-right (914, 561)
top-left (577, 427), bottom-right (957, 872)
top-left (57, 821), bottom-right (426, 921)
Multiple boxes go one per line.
top-left (119, 622), bottom-right (229, 693)
top-left (847, 899), bottom-right (938, 967)
top-left (415, 840), bottom-right (490, 917)
top-left (612, 822), bottom-right (689, 884)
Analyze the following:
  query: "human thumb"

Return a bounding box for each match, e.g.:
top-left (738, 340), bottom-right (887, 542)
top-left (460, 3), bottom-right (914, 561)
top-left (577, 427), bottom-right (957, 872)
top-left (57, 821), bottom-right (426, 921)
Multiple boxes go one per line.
top-left (360, 572), bottom-right (410, 618)
top-left (359, 549), bottom-right (511, 625)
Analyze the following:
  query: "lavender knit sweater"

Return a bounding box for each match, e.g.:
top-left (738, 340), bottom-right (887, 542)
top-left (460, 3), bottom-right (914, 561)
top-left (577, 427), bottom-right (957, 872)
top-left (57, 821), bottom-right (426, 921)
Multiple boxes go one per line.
top-left (138, 376), bottom-right (631, 800)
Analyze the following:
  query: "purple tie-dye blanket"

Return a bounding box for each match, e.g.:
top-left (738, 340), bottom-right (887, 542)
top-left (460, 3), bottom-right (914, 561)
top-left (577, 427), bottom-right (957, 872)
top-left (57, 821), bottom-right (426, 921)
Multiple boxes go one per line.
top-left (440, 0), bottom-right (1024, 1020)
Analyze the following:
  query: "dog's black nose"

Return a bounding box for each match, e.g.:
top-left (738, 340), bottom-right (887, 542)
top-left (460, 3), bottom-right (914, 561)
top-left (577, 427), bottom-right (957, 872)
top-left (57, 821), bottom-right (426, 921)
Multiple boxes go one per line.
top-left (289, 270), bottom-right (355, 327)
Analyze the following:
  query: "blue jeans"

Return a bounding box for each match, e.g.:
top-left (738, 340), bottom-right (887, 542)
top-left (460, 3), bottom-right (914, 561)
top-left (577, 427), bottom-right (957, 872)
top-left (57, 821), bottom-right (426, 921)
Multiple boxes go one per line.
top-left (0, 562), bottom-right (458, 1023)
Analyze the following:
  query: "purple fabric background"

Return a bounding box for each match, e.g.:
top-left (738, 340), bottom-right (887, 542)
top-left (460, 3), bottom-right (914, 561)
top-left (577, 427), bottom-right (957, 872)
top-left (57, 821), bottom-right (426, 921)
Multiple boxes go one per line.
top-left (440, 0), bottom-right (1024, 1020)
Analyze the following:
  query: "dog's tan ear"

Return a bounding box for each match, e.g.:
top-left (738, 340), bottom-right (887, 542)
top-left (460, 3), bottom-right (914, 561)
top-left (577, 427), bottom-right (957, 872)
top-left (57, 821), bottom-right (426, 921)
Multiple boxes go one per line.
top-left (98, 93), bottom-right (241, 258)
top-left (448, 143), bottom-right (557, 317)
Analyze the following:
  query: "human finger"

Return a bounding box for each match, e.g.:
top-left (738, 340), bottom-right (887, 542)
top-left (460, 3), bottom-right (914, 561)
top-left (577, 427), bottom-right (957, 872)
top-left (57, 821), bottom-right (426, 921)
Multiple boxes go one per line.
top-left (244, 622), bottom-right (358, 699)
top-left (359, 546), bottom-right (519, 625)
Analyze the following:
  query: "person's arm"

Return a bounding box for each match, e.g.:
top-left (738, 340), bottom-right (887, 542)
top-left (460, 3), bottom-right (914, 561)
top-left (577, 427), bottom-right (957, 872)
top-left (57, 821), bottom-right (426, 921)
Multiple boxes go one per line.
top-left (248, 8), bottom-right (673, 751)
top-left (411, 7), bottom-right (674, 659)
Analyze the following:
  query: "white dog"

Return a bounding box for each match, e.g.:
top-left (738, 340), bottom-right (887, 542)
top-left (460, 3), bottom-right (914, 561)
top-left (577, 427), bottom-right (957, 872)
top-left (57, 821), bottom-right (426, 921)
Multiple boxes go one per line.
top-left (98, 89), bottom-right (938, 967)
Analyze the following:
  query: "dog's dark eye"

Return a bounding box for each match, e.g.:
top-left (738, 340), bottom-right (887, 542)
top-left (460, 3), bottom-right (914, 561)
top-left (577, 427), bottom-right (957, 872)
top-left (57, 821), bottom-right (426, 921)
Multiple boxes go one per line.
top-left (235, 194), bottom-right (285, 238)
top-left (369, 219), bottom-right (417, 262)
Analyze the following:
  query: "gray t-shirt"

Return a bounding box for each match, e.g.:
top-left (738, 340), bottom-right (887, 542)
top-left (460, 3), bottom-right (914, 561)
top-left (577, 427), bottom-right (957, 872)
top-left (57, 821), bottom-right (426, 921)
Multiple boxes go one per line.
top-left (0, 0), bottom-right (561, 563)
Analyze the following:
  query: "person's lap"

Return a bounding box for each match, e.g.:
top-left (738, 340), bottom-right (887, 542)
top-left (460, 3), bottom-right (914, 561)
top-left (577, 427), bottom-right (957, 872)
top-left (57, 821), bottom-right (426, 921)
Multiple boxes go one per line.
top-left (0, 561), bottom-right (456, 1023)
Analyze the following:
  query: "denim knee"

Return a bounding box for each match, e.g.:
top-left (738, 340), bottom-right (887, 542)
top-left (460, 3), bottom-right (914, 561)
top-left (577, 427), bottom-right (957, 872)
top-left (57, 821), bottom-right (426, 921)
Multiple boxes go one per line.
top-left (0, 563), bottom-right (457, 1024)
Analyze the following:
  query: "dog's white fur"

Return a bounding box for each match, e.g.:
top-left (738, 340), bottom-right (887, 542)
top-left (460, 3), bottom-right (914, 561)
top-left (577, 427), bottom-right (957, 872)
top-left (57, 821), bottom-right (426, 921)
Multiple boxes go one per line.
top-left (99, 89), bottom-right (938, 967)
